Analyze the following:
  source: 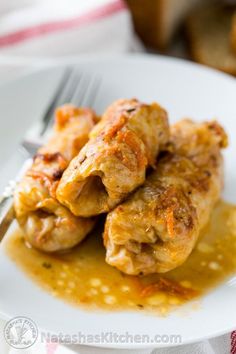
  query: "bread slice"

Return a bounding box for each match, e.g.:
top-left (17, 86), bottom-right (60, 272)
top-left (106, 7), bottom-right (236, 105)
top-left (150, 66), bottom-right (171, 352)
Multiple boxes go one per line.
top-left (126, 0), bottom-right (202, 50)
top-left (230, 12), bottom-right (236, 55)
top-left (155, 0), bottom-right (203, 49)
top-left (187, 4), bottom-right (236, 75)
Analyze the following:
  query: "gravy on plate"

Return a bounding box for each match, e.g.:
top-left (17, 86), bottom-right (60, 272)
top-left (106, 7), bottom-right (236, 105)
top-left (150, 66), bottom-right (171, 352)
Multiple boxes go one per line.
top-left (5, 200), bottom-right (236, 314)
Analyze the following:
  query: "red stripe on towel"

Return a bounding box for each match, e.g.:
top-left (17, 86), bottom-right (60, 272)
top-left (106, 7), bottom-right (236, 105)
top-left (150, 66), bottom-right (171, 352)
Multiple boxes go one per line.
top-left (0, 0), bottom-right (126, 47)
top-left (231, 331), bottom-right (236, 354)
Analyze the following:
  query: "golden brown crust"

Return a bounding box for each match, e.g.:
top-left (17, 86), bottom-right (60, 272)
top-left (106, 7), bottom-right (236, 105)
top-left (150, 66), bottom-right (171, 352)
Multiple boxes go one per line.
top-left (104, 119), bottom-right (228, 275)
top-left (56, 99), bottom-right (169, 217)
top-left (14, 105), bottom-right (96, 252)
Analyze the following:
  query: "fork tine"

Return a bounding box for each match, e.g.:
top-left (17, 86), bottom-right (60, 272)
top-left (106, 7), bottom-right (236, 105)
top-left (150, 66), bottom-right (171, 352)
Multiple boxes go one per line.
top-left (0, 68), bottom-right (103, 241)
top-left (57, 67), bottom-right (81, 104)
top-left (41, 67), bottom-right (84, 136)
top-left (40, 67), bottom-right (72, 135)
top-left (72, 74), bottom-right (101, 108)
top-left (70, 74), bottom-right (90, 106)
top-left (25, 68), bottom-right (101, 153)
top-left (83, 76), bottom-right (101, 107)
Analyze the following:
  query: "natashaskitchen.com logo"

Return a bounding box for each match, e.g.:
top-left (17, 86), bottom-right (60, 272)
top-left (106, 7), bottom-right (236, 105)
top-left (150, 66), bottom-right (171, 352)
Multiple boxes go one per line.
top-left (4, 316), bottom-right (38, 349)
top-left (3, 316), bottom-right (182, 348)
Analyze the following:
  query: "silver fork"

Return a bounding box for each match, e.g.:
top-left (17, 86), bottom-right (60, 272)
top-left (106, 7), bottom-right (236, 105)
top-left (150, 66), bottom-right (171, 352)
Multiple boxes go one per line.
top-left (0, 67), bottom-right (101, 241)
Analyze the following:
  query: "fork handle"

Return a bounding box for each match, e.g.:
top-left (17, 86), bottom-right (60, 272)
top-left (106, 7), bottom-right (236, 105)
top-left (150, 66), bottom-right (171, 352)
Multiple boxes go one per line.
top-left (0, 196), bottom-right (15, 242)
top-left (0, 156), bottom-right (32, 242)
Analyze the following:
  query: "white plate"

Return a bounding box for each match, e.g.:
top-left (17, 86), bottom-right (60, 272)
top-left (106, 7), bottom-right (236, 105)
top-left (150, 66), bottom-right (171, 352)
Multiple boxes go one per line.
top-left (0, 54), bottom-right (236, 349)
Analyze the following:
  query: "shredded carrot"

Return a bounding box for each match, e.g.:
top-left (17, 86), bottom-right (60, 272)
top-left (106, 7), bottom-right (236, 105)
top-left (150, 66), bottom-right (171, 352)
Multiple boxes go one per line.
top-left (55, 104), bottom-right (80, 129)
top-left (117, 130), bottom-right (147, 169)
top-left (27, 170), bottom-right (58, 198)
top-left (166, 208), bottom-right (175, 237)
top-left (140, 277), bottom-right (198, 299)
top-left (104, 114), bottom-right (126, 141)
top-left (34, 152), bottom-right (68, 170)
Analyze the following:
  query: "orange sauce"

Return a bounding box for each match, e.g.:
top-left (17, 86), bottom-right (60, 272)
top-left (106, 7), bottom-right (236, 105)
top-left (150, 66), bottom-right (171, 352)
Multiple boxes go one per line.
top-left (5, 200), bottom-right (236, 314)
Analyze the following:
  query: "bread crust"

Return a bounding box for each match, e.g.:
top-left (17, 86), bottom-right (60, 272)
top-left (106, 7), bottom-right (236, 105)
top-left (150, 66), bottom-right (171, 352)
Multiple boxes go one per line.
top-left (230, 12), bottom-right (236, 56)
top-left (186, 4), bottom-right (236, 75)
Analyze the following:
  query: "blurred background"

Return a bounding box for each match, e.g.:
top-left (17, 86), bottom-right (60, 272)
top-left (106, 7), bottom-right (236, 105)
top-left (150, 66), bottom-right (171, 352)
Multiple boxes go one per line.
top-left (127, 0), bottom-right (236, 75)
top-left (0, 0), bottom-right (236, 80)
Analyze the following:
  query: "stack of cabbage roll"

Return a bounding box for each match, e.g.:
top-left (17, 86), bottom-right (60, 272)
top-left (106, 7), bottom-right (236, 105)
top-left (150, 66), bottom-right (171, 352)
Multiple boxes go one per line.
top-left (14, 98), bottom-right (228, 274)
